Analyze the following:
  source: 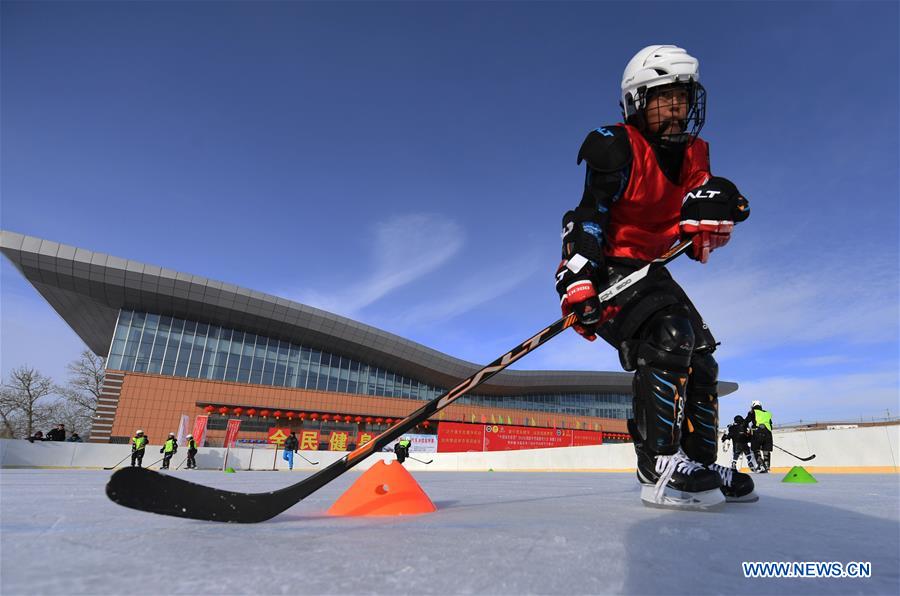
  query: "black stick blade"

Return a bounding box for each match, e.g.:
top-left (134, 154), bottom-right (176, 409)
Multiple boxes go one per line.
top-left (106, 467), bottom-right (291, 523)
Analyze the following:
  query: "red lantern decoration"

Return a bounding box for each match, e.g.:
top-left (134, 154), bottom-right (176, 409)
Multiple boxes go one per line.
top-left (385, 418), bottom-right (393, 424)
top-left (204, 405), bottom-right (215, 413)
top-left (260, 409), bottom-right (270, 418)
top-left (285, 411), bottom-right (294, 421)
top-left (246, 408), bottom-right (257, 417)
top-left (218, 406), bottom-right (228, 416)
top-left (299, 412), bottom-right (306, 420)
top-left (233, 407), bottom-right (243, 416)
top-left (344, 415), bottom-right (351, 423)
top-left (355, 416), bottom-right (362, 423)
top-left (375, 417), bottom-right (383, 424)
top-left (322, 414), bottom-right (330, 422)
top-left (273, 410), bottom-right (282, 419)
top-left (423, 421), bottom-right (430, 428)
top-left (311, 413), bottom-right (319, 421)
top-left (365, 417), bottom-right (373, 423)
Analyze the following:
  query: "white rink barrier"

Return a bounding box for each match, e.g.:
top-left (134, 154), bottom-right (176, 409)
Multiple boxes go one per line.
top-left (1, 425), bottom-right (897, 472)
top-left (715, 425), bottom-right (899, 472)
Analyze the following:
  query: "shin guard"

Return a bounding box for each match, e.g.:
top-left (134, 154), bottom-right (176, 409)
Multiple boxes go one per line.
top-left (630, 314), bottom-right (694, 456)
top-left (682, 350), bottom-right (720, 465)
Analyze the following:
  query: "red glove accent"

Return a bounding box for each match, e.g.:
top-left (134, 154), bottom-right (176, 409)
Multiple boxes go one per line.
top-left (560, 285), bottom-right (621, 342)
top-left (680, 220), bottom-right (734, 264)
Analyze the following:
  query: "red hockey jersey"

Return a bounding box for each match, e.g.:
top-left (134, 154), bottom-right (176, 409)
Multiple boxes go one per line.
top-left (606, 125), bottom-right (711, 262)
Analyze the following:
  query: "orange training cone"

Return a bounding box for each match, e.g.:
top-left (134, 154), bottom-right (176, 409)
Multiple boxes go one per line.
top-left (327, 460), bottom-right (436, 516)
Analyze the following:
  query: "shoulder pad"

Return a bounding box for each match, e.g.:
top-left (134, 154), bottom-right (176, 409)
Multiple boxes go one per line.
top-left (577, 125), bottom-right (632, 173)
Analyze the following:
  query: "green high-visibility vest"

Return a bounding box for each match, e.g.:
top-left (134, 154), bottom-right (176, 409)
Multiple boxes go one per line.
top-left (188, 439), bottom-right (197, 450)
top-left (132, 436), bottom-right (147, 450)
top-left (399, 440), bottom-right (411, 448)
top-left (163, 438), bottom-right (177, 453)
top-left (754, 409), bottom-right (772, 431)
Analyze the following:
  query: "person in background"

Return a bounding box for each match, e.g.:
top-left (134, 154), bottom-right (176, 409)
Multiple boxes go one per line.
top-left (185, 434), bottom-right (198, 469)
top-left (282, 431), bottom-right (299, 470)
top-left (160, 432), bottom-right (178, 469)
top-left (746, 400), bottom-right (773, 472)
top-left (130, 430), bottom-right (148, 467)
top-left (394, 437), bottom-right (411, 464)
top-left (67, 432), bottom-right (83, 443)
top-left (27, 430), bottom-right (45, 443)
top-left (46, 424), bottom-right (66, 441)
top-left (721, 415), bottom-right (759, 472)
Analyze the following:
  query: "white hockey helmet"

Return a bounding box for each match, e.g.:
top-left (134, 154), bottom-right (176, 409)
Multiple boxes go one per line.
top-left (620, 45), bottom-right (706, 144)
top-left (751, 400), bottom-right (762, 408)
top-left (186, 434), bottom-right (193, 439)
top-left (135, 429), bottom-right (144, 435)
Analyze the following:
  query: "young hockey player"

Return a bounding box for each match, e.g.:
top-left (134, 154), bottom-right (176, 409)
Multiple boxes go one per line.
top-left (130, 430), bottom-right (148, 467)
top-left (746, 400), bottom-right (773, 472)
top-left (721, 415), bottom-right (759, 471)
top-left (394, 437), bottom-right (412, 464)
top-left (555, 45), bottom-right (754, 509)
top-left (160, 432), bottom-right (178, 469)
top-left (185, 434), bottom-right (198, 469)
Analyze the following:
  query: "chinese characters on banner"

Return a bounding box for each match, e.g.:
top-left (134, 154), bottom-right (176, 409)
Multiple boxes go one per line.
top-left (267, 427), bottom-right (289, 445)
top-left (299, 430), bottom-right (320, 451)
top-left (223, 419), bottom-right (242, 448)
top-left (191, 415), bottom-right (209, 447)
top-left (329, 431), bottom-right (349, 451)
top-left (356, 431), bottom-right (374, 447)
top-left (437, 422), bottom-right (602, 452)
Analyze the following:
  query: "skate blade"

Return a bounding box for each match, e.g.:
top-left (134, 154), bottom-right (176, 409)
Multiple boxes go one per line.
top-left (725, 490), bottom-right (759, 503)
top-left (640, 485), bottom-right (726, 511)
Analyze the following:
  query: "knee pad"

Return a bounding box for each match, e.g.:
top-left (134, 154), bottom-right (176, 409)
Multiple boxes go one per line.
top-left (682, 349), bottom-right (719, 465)
top-left (631, 312), bottom-right (695, 455)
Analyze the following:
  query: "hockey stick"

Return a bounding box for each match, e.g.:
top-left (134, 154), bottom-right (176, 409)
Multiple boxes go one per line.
top-left (146, 456), bottom-right (166, 468)
top-left (773, 444), bottom-right (816, 462)
top-left (408, 455), bottom-right (433, 465)
top-left (105, 238), bottom-right (693, 523)
top-left (296, 452), bottom-right (319, 466)
top-left (103, 452), bottom-right (134, 471)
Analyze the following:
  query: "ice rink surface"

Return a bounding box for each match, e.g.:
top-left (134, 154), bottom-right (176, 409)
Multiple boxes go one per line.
top-left (1, 468), bottom-right (898, 595)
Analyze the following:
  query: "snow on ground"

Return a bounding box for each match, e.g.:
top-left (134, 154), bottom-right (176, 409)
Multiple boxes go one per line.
top-left (1, 469), bottom-right (898, 595)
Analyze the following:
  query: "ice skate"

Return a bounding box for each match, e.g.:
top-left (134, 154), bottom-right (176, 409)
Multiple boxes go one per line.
top-left (707, 462), bottom-right (758, 503)
top-left (636, 448), bottom-right (725, 511)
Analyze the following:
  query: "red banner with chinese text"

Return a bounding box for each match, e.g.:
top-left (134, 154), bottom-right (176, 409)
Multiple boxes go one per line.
top-left (437, 422), bottom-right (484, 452)
top-left (298, 430), bottom-right (320, 451)
top-left (484, 425), bottom-right (571, 451)
top-left (328, 431), bottom-right (349, 451)
top-left (267, 427), bottom-right (290, 445)
top-left (356, 431), bottom-right (375, 448)
top-left (223, 419), bottom-right (242, 448)
top-left (191, 415), bottom-right (209, 447)
top-left (437, 422), bottom-right (602, 452)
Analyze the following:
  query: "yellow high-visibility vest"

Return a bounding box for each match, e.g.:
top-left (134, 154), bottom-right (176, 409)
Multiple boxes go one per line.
top-left (754, 409), bottom-right (772, 431)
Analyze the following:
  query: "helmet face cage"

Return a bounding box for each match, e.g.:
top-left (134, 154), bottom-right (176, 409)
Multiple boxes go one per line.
top-left (628, 80), bottom-right (706, 147)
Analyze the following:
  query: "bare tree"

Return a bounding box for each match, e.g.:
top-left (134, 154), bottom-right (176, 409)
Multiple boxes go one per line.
top-left (60, 351), bottom-right (104, 434)
top-left (1, 366), bottom-right (57, 438)
top-left (0, 389), bottom-right (21, 438)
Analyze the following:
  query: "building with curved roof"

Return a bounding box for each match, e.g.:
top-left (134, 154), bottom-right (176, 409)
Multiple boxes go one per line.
top-left (1, 230), bottom-right (737, 449)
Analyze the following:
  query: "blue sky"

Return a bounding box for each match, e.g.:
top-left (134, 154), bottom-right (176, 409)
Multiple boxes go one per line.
top-left (2, 1), bottom-right (898, 426)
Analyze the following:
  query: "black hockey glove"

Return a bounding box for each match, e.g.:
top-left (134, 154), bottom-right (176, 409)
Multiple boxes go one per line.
top-left (680, 177), bottom-right (750, 263)
top-left (556, 208), bottom-right (619, 340)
